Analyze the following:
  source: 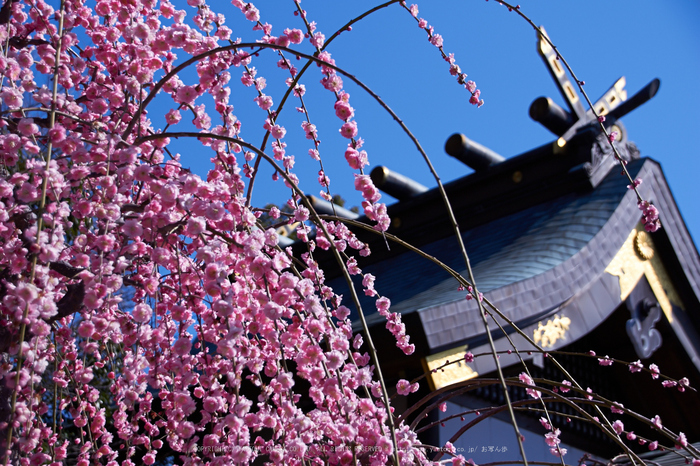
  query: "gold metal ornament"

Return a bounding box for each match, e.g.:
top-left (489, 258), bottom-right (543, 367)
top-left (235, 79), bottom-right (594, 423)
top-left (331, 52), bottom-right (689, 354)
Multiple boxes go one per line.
top-left (634, 230), bottom-right (654, 260)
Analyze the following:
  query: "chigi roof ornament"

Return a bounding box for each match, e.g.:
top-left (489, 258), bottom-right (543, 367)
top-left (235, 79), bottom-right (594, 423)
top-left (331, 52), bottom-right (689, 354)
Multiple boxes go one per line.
top-left (530, 26), bottom-right (660, 149)
top-left (443, 27), bottom-right (661, 185)
top-left (444, 133), bottom-right (505, 171)
top-left (380, 27), bottom-right (661, 197)
top-left (370, 166), bottom-right (428, 201)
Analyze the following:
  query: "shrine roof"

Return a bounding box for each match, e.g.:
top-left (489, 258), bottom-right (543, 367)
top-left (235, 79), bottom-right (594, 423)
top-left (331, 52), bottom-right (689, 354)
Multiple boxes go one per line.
top-left (336, 157), bottom-right (644, 323)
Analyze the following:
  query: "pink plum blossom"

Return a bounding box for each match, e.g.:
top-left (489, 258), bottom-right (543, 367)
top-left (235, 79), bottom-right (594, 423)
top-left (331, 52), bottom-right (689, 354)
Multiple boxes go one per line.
top-left (649, 363), bottom-right (660, 379)
top-left (519, 372), bottom-right (541, 399)
top-left (176, 85), bottom-right (198, 104)
top-left (611, 402), bottom-right (624, 414)
top-left (132, 303), bottom-right (152, 323)
top-left (599, 356), bottom-right (613, 366)
top-left (629, 360), bottom-right (643, 373)
top-left (550, 447), bottom-right (567, 457)
top-left (254, 94), bottom-right (273, 110)
top-left (334, 100), bottom-right (355, 120)
top-left (17, 118), bottom-right (39, 136)
top-left (612, 420), bottom-right (624, 435)
top-left (545, 428), bottom-right (561, 446)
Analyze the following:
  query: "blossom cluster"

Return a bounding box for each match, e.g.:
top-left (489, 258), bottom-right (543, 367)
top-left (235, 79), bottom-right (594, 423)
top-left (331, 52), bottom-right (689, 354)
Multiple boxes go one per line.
top-left (538, 417), bottom-right (566, 457)
top-left (0, 0), bottom-right (445, 464)
top-left (401, 2), bottom-right (484, 107)
top-left (638, 200), bottom-right (661, 232)
top-left (518, 372), bottom-right (541, 400)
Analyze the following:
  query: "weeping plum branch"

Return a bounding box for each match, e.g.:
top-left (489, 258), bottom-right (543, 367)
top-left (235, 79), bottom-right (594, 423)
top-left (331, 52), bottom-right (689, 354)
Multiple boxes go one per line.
top-left (0, 1), bottom-right (689, 466)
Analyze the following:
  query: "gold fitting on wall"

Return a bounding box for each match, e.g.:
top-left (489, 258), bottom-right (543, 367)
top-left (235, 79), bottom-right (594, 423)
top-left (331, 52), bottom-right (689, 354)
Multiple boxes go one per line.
top-left (423, 346), bottom-right (478, 391)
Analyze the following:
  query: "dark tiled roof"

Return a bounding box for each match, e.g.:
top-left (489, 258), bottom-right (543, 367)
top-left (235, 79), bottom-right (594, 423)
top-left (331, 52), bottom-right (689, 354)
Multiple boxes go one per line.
top-left (336, 158), bottom-right (646, 322)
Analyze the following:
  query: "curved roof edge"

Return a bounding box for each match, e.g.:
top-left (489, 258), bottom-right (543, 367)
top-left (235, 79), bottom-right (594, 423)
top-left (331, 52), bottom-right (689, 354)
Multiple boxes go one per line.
top-left (419, 159), bottom-right (700, 353)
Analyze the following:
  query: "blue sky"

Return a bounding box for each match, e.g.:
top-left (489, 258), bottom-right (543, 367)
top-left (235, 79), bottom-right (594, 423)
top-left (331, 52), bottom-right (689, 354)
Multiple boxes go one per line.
top-left (173, 1), bottom-right (699, 248)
